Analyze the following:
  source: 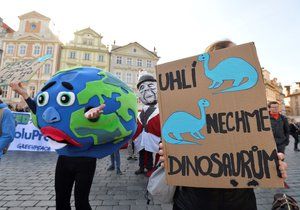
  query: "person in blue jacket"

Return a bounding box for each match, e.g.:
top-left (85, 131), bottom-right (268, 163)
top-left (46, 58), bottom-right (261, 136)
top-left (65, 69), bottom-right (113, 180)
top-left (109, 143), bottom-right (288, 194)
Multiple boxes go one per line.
top-left (0, 88), bottom-right (16, 159)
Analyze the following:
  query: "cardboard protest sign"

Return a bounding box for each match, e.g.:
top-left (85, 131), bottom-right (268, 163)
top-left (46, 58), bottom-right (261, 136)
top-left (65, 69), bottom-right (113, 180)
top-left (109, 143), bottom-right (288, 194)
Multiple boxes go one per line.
top-left (0, 54), bottom-right (52, 85)
top-left (156, 42), bottom-right (283, 188)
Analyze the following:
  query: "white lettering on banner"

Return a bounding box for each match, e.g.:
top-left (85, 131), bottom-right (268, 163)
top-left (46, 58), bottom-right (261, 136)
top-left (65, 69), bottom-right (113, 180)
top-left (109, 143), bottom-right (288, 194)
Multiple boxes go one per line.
top-left (8, 115), bottom-right (55, 152)
top-left (14, 128), bottom-right (49, 141)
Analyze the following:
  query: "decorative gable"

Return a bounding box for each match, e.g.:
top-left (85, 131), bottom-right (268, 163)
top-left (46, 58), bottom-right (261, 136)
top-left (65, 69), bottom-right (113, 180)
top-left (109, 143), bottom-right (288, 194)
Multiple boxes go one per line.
top-left (75, 27), bottom-right (102, 38)
top-left (112, 42), bottom-right (158, 60)
top-left (19, 11), bottom-right (50, 21)
top-left (16, 34), bottom-right (42, 41)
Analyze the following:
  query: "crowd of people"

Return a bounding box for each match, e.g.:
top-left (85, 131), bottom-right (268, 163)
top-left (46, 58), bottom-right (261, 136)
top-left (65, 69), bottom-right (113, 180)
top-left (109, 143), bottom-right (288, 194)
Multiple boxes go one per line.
top-left (0, 40), bottom-right (297, 210)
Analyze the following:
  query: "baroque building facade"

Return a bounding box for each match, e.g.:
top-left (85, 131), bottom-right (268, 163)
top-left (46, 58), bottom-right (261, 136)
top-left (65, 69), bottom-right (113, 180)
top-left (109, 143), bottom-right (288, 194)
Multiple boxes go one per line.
top-left (0, 17), bottom-right (14, 67)
top-left (109, 42), bottom-right (159, 109)
top-left (284, 83), bottom-right (300, 118)
top-left (262, 68), bottom-right (286, 114)
top-left (0, 11), bottom-right (61, 105)
top-left (110, 42), bottom-right (159, 90)
top-left (60, 27), bottom-right (109, 70)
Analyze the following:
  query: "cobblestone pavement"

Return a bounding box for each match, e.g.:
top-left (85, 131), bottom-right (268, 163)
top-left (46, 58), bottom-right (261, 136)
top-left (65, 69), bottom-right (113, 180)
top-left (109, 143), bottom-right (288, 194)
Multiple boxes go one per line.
top-left (0, 139), bottom-right (299, 210)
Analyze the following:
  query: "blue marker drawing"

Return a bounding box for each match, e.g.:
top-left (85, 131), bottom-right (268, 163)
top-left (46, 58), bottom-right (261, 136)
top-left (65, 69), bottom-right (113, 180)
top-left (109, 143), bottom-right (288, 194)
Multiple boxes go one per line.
top-left (197, 53), bottom-right (258, 93)
top-left (37, 54), bottom-right (52, 62)
top-left (162, 98), bottom-right (210, 145)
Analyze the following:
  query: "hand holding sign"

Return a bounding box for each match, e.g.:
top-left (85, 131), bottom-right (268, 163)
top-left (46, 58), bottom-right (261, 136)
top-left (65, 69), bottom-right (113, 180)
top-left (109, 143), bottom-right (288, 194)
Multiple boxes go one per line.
top-left (9, 82), bottom-right (29, 99)
top-left (0, 54), bottom-right (52, 85)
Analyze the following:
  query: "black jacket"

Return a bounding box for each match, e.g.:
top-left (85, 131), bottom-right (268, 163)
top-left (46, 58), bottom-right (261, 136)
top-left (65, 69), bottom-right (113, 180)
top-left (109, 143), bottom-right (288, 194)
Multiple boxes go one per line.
top-left (289, 123), bottom-right (299, 136)
top-left (269, 114), bottom-right (290, 146)
top-left (173, 187), bottom-right (257, 210)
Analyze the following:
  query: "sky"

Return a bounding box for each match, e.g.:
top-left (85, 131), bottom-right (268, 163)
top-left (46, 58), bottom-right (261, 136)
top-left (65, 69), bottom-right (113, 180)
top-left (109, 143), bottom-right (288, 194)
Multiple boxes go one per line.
top-left (0, 0), bottom-right (299, 86)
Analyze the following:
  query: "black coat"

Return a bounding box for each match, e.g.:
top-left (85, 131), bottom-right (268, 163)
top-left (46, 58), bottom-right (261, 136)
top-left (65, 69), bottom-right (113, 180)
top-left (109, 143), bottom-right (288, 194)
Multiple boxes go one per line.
top-left (289, 123), bottom-right (299, 136)
top-left (173, 187), bottom-right (257, 210)
top-left (270, 114), bottom-right (290, 147)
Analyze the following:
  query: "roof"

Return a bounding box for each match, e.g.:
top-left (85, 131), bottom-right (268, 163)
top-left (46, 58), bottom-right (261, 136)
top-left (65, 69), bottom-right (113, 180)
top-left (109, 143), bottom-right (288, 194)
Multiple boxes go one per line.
top-left (75, 27), bottom-right (102, 38)
top-left (18, 11), bottom-right (50, 21)
top-left (111, 42), bottom-right (159, 58)
top-left (2, 22), bottom-right (14, 33)
top-left (287, 92), bottom-right (300, 97)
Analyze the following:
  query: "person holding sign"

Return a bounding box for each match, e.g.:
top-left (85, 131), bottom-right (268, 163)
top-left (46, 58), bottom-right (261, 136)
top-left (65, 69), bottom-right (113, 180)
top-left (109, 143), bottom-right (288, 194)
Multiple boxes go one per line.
top-left (158, 40), bottom-right (288, 210)
top-left (10, 81), bottom-right (104, 210)
top-left (10, 67), bottom-right (137, 210)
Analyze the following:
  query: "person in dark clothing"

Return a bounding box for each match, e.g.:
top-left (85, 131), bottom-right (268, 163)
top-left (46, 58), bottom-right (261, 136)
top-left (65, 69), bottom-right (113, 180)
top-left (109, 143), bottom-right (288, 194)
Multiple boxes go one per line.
top-left (159, 142), bottom-right (287, 210)
top-left (173, 187), bottom-right (257, 210)
top-left (289, 118), bottom-right (300, 151)
top-left (158, 40), bottom-right (288, 210)
top-left (268, 101), bottom-right (290, 153)
top-left (10, 82), bottom-right (104, 210)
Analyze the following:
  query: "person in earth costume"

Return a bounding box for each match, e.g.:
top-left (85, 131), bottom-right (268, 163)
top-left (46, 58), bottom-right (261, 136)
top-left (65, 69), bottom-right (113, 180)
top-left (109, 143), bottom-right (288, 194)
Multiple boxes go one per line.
top-left (10, 66), bottom-right (137, 210)
top-left (132, 72), bottom-right (161, 177)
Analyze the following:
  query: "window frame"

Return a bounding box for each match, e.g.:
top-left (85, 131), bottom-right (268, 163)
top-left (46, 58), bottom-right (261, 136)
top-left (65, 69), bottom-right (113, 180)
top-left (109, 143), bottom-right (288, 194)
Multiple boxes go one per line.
top-left (19, 45), bottom-right (27, 56)
top-left (6, 45), bottom-right (14, 54)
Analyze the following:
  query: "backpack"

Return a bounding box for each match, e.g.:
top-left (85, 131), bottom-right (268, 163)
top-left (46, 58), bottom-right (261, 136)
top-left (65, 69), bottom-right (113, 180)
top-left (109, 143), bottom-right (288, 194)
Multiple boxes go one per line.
top-left (146, 162), bottom-right (176, 204)
top-left (272, 193), bottom-right (300, 210)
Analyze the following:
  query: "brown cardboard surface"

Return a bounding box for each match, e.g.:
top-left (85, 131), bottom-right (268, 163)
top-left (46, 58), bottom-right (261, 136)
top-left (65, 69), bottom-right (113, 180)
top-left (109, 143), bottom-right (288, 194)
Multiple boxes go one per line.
top-left (0, 56), bottom-right (49, 85)
top-left (156, 43), bottom-right (284, 188)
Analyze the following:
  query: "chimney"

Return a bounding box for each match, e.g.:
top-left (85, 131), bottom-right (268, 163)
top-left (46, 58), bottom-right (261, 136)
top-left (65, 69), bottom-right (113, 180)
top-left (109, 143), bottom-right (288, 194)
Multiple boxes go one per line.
top-left (284, 85), bottom-right (290, 96)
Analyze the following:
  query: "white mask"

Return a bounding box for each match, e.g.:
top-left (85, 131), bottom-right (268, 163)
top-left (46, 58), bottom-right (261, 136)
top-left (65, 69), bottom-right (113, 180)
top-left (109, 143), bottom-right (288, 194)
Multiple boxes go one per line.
top-left (138, 81), bottom-right (157, 105)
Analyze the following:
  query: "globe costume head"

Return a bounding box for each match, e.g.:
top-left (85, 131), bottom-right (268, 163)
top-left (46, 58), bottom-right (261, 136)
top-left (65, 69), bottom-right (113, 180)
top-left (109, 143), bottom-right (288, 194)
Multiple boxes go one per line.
top-left (137, 72), bottom-right (157, 106)
top-left (31, 67), bottom-right (138, 158)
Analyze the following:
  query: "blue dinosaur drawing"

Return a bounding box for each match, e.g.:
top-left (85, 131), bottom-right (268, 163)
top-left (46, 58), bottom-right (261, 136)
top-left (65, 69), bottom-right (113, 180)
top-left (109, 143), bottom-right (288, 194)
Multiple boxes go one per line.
top-left (197, 53), bottom-right (258, 93)
top-left (162, 98), bottom-right (210, 144)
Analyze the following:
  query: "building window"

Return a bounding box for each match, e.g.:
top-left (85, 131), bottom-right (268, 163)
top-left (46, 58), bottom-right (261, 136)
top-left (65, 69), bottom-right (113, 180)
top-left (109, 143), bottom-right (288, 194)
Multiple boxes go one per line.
top-left (133, 48), bottom-right (137, 53)
top-left (0, 86), bottom-right (8, 98)
top-left (30, 23), bottom-right (37, 31)
top-left (116, 56), bottom-right (122, 64)
top-left (44, 63), bottom-right (51, 74)
top-left (147, 60), bottom-right (152, 68)
top-left (46, 46), bottom-right (53, 55)
top-left (137, 59), bottom-right (142, 67)
top-left (126, 72), bottom-right (132, 83)
top-left (84, 53), bottom-right (91, 60)
top-left (33, 45), bottom-right (41, 55)
top-left (69, 51), bottom-right (76, 59)
top-left (127, 58), bottom-right (132, 65)
top-left (115, 72), bottom-right (122, 80)
top-left (29, 86), bottom-right (36, 98)
top-left (98, 55), bottom-right (104, 62)
top-left (87, 39), bottom-right (93, 45)
top-left (19, 45), bottom-right (26, 55)
top-left (6, 45), bottom-right (14, 54)
top-left (82, 39), bottom-right (93, 45)
top-left (14, 91), bottom-right (19, 98)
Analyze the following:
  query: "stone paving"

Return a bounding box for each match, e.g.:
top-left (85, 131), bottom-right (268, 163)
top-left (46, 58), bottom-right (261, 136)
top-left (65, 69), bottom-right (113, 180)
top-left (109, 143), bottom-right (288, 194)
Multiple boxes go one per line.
top-left (0, 139), bottom-right (299, 210)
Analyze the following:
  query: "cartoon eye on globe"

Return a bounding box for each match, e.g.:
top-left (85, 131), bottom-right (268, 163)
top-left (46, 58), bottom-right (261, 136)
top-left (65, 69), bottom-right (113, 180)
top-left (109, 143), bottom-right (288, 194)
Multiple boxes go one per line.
top-left (37, 92), bottom-right (49, 107)
top-left (56, 92), bottom-right (75, 106)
